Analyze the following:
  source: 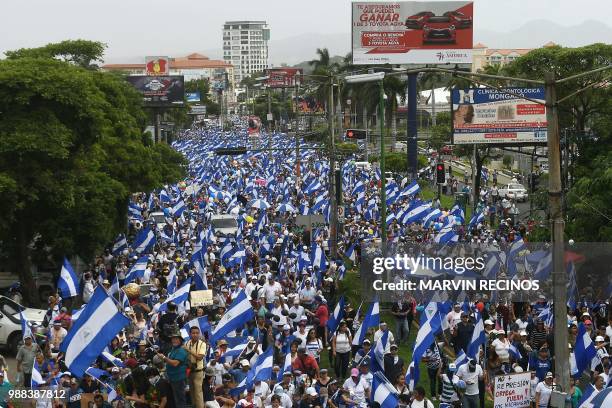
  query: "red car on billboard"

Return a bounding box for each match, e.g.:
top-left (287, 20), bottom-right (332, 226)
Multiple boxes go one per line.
top-left (404, 11), bottom-right (435, 29)
top-left (422, 16), bottom-right (457, 44)
top-left (444, 10), bottom-right (472, 29)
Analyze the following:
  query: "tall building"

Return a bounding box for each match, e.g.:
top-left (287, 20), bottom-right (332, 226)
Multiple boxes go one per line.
top-left (102, 53), bottom-right (236, 102)
top-left (222, 21), bottom-right (270, 85)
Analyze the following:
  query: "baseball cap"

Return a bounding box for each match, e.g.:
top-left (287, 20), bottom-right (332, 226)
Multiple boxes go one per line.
top-left (520, 330), bottom-right (528, 336)
top-left (240, 359), bottom-right (250, 367)
top-left (351, 368), bottom-right (359, 377)
top-left (484, 319), bottom-right (494, 326)
top-left (306, 387), bottom-right (318, 396)
top-left (545, 372), bottom-right (553, 379)
top-left (596, 336), bottom-right (605, 342)
top-left (283, 324), bottom-right (291, 330)
top-left (111, 367), bottom-right (120, 373)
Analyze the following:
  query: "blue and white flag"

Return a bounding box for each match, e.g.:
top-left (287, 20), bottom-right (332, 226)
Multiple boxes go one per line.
top-left (124, 256), bottom-right (149, 284)
top-left (434, 225), bottom-right (459, 244)
top-left (538, 306), bottom-right (554, 327)
top-left (59, 287), bottom-right (130, 377)
top-left (181, 316), bottom-right (211, 339)
top-left (509, 343), bottom-right (522, 361)
top-left (467, 312), bottom-right (486, 359)
top-left (172, 200), bottom-right (186, 217)
top-left (210, 290), bottom-right (255, 345)
top-left (278, 352), bottom-right (293, 383)
top-left (58, 257), bottom-right (79, 299)
top-left (352, 300), bottom-right (380, 346)
top-left (101, 351), bottom-right (125, 368)
top-left (157, 279), bottom-right (191, 313)
top-left (371, 371), bottom-right (399, 408)
top-left (399, 180), bottom-right (420, 198)
top-left (345, 243), bottom-right (357, 263)
top-left (577, 384), bottom-right (597, 408)
top-left (311, 243), bottom-right (327, 271)
top-left (112, 234), bottom-right (128, 255)
top-left (591, 387), bottom-right (612, 408)
top-left (132, 227), bottom-right (156, 254)
top-left (468, 211), bottom-right (485, 229)
top-left (31, 360), bottom-right (45, 387)
top-left (406, 302), bottom-right (443, 389)
top-left (574, 322), bottom-right (597, 377)
top-left (20, 311), bottom-right (34, 341)
top-left (247, 347), bottom-right (273, 385)
top-left (327, 295), bottom-right (345, 335)
top-left (370, 330), bottom-right (389, 373)
top-left (128, 203), bottom-right (143, 220)
top-left (454, 350), bottom-right (468, 369)
top-left (219, 336), bottom-right (249, 361)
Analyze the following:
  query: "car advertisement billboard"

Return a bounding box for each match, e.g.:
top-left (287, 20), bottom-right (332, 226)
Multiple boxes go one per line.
top-left (145, 56), bottom-right (170, 75)
top-left (451, 87), bottom-right (548, 145)
top-left (265, 68), bottom-right (303, 88)
top-left (352, 1), bottom-right (473, 65)
top-left (126, 75), bottom-right (185, 107)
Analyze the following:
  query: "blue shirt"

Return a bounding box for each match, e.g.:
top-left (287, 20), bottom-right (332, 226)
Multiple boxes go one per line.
top-left (166, 346), bottom-right (188, 381)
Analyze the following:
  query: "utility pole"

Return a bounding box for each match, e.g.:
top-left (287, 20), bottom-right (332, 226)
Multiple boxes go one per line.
top-left (295, 83), bottom-right (301, 184)
top-left (545, 72), bottom-right (570, 396)
top-left (329, 79), bottom-right (338, 259)
top-left (379, 79), bottom-right (387, 252)
top-left (267, 86), bottom-right (272, 159)
top-left (406, 74), bottom-right (418, 180)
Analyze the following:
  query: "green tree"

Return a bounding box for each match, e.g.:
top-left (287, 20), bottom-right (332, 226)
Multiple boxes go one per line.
top-left (5, 39), bottom-right (106, 69)
top-left (0, 41), bottom-right (186, 305)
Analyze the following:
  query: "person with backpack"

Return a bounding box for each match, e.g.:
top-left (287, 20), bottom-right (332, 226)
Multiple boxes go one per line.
top-left (410, 386), bottom-right (434, 408)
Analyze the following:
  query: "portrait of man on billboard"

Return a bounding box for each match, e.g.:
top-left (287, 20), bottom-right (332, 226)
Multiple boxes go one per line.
top-left (454, 104), bottom-right (474, 125)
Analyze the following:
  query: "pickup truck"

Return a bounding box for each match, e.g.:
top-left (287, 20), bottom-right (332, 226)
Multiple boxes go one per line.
top-left (0, 296), bottom-right (46, 354)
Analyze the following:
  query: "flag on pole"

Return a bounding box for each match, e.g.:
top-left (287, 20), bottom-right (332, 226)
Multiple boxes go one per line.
top-left (371, 371), bottom-right (399, 408)
top-left (58, 258), bottom-right (79, 299)
top-left (209, 290), bottom-right (255, 345)
top-left (326, 295), bottom-right (345, 335)
top-left (59, 287), bottom-right (130, 377)
top-left (352, 300), bottom-right (380, 346)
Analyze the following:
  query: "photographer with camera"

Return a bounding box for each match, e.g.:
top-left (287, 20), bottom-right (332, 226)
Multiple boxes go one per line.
top-left (185, 326), bottom-right (207, 408)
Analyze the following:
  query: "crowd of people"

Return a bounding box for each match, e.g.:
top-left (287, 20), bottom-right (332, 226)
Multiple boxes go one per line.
top-left (6, 123), bottom-right (611, 408)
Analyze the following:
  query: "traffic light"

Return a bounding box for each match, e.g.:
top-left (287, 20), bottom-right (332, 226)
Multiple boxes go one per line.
top-left (215, 147), bottom-right (247, 155)
top-left (436, 163), bottom-right (445, 184)
top-left (345, 129), bottom-right (367, 140)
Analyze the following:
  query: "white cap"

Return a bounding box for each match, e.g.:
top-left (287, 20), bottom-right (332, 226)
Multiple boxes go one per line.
top-left (283, 324), bottom-right (291, 330)
top-left (306, 387), bottom-right (318, 396)
top-left (240, 359), bottom-right (250, 367)
top-left (484, 319), bottom-right (494, 326)
top-left (520, 330), bottom-right (528, 336)
top-left (595, 336), bottom-right (605, 342)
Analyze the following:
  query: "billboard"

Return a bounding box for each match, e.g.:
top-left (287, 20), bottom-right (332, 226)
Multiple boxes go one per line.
top-left (451, 87), bottom-right (548, 145)
top-left (145, 56), bottom-right (170, 75)
top-left (248, 116), bottom-right (262, 137)
top-left (126, 76), bottom-right (185, 107)
top-left (352, 1), bottom-right (473, 65)
top-left (265, 68), bottom-right (303, 88)
top-left (186, 92), bottom-right (201, 102)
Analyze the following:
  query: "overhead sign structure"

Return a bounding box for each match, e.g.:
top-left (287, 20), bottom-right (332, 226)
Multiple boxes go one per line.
top-left (145, 56), bottom-right (170, 76)
top-left (352, 1), bottom-right (473, 65)
top-left (265, 68), bottom-right (303, 88)
top-left (493, 372), bottom-right (531, 408)
top-left (451, 87), bottom-right (548, 145)
top-left (126, 76), bottom-right (185, 107)
top-left (189, 105), bottom-right (207, 115)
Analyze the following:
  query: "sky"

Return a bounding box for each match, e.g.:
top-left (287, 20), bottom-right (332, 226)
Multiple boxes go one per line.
top-left (1, 0), bottom-right (611, 63)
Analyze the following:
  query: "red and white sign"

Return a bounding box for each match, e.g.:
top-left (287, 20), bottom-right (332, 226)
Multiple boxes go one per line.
top-left (265, 68), bottom-right (303, 88)
top-left (352, 1), bottom-right (473, 65)
top-left (145, 56), bottom-right (170, 76)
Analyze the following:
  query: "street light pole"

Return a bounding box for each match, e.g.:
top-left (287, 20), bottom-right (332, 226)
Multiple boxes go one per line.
top-left (267, 86), bottom-right (272, 159)
top-left (545, 72), bottom-right (570, 395)
top-left (329, 79), bottom-right (339, 259)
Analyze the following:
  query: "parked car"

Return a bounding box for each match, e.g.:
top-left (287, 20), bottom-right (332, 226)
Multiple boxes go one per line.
top-left (405, 11), bottom-right (435, 29)
top-left (0, 296), bottom-right (46, 354)
top-left (148, 211), bottom-right (167, 230)
top-left (499, 183), bottom-right (529, 202)
top-left (422, 16), bottom-right (457, 44)
top-left (443, 10), bottom-right (473, 28)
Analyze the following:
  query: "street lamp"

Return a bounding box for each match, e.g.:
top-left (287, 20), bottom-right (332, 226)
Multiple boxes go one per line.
top-left (345, 72), bottom-right (387, 251)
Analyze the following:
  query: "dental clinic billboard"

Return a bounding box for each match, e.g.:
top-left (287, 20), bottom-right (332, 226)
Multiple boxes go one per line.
top-left (451, 88), bottom-right (548, 145)
top-left (352, 1), bottom-right (473, 65)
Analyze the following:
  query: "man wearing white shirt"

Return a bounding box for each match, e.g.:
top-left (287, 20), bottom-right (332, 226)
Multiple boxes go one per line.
top-left (446, 304), bottom-right (463, 332)
top-left (245, 275), bottom-right (259, 299)
top-left (342, 368), bottom-right (370, 407)
top-left (263, 276), bottom-right (282, 305)
top-left (373, 322), bottom-right (395, 353)
top-left (455, 359), bottom-right (483, 408)
top-left (288, 298), bottom-right (305, 326)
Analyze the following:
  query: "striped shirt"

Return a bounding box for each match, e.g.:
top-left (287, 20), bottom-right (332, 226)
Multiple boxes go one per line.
top-left (423, 348), bottom-right (441, 369)
top-left (441, 373), bottom-right (459, 402)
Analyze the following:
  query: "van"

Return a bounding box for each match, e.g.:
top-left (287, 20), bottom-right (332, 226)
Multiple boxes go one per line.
top-left (210, 214), bottom-right (239, 238)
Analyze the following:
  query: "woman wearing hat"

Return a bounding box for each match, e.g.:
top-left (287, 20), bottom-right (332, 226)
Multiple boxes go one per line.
top-left (534, 372), bottom-right (554, 408)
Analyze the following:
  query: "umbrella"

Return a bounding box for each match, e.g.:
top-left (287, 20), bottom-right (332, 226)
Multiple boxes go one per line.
top-left (277, 203), bottom-right (297, 213)
top-left (250, 199), bottom-right (270, 210)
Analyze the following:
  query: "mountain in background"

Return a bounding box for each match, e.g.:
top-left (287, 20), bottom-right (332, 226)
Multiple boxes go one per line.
top-left (103, 19), bottom-right (611, 66)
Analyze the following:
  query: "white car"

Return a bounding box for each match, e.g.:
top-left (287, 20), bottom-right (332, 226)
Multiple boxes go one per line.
top-left (499, 183), bottom-right (529, 202)
top-left (0, 296), bottom-right (46, 354)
